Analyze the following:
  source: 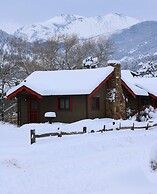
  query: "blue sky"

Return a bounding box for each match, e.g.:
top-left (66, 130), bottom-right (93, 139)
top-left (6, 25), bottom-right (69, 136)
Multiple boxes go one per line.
top-left (0, 0), bottom-right (157, 33)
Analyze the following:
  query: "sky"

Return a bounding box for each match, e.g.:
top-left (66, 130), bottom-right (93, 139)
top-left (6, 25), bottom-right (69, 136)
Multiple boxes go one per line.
top-left (0, 0), bottom-right (157, 33)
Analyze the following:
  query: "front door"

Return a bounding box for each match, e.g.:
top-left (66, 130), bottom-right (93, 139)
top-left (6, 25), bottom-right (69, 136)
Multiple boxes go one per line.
top-left (28, 96), bottom-right (39, 123)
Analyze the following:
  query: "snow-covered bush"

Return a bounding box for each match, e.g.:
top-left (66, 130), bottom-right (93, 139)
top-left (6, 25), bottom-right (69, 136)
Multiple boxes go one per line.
top-left (135, 106), bottom-right (157, 122)
top-left (82, 56), bottom-right (98, 69)
top-left (126, 107), bottom-right (132, 119)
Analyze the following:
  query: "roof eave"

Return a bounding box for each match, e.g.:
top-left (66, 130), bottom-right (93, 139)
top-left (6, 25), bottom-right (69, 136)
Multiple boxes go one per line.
top-left (149, 93), bottom-right (157, 99)
top-left (121, 80), bottom-right (136, 98)
top-left (7, 85), bottom-right (42, 100)
top-left (89, 71), bottom-right (114, 97)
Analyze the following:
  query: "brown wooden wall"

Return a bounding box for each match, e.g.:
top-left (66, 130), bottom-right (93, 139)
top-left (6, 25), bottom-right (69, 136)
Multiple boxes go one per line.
top-left (17, 81), bottom-right (109, 125)
top-left (87, 83), bottom-right (107, 119)
top-left (122, 86), bottom-right (138, 114)
top-left (15, 80), bottom-right (157, 126)
top-left (39, 82), bottom-right (108, 123)
top-left (18, 94), bottom-right (29, 125)
top-left (40, 95), bottom-right (87, 123)
top-left (122, 86), bottom-right (152, 116)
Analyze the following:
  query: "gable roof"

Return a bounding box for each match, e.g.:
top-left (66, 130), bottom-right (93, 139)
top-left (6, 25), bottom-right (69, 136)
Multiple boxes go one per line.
top-left (121, 70), bottom-right (149, 97)
top-left (7, 66), bottom-right (114, 99)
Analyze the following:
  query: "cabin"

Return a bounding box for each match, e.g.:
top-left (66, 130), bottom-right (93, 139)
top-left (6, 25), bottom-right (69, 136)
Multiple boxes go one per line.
top-left (6, 61), bottom-right (157, 126)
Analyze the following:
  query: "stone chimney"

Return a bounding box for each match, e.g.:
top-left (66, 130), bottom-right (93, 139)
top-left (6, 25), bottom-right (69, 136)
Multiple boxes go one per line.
top-left (106, 61), bottom-right (126, 120)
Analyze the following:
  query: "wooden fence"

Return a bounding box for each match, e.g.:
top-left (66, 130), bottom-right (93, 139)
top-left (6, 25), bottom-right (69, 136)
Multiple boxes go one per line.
top-left (30, 129), bottom-right (85, 144)
top-left (30, 122), bottom-right (157, 144)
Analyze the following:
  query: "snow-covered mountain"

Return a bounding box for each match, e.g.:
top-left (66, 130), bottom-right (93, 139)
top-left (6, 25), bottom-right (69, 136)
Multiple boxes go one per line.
top-left (14, 13), bottom-right (140, 42)
top-left (111, 21), bottom-right (157, 59)
top-left (1, 16), bottom-right (157, 72)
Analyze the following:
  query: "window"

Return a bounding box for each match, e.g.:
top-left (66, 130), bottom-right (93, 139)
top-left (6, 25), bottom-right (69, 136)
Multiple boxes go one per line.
top-left (58, 96), bottom-right (70, 110)
top-left (92, 96), bottom-right (100, 110)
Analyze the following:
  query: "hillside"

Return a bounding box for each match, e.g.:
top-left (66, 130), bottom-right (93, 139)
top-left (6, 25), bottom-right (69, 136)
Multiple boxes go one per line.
top-left (111, 21), bottom-right (157, 57)
top-left (110, 21), bottom-right (157, 69)
top-left (0, 29), bottom-right (17, 47)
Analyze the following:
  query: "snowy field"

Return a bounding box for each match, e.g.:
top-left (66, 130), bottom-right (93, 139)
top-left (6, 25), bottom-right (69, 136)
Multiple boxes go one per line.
top-left (1, 118), bottom-right (157, 194)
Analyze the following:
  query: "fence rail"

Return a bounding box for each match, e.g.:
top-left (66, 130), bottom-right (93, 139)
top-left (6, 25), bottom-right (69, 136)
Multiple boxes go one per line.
top-left (30, 129), bottom-right (85, 144)
top-left (30, 122), bottom-right (157, 144)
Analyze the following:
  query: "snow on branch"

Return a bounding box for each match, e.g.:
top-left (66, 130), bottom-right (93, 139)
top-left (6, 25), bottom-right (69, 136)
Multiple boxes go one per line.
top-left (82, 56), bottom-right (98, 69)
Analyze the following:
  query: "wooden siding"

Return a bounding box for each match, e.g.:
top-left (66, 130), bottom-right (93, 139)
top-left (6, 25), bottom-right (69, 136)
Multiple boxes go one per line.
top-left (122, 85), bottom-right (138, 113)
top-left (88, 82), bottom-right (107, 119)
top-left (19, 95), bottom-right (29, 125)
top-left (16, 80), bottom-right (109, 125)
top-left (39, 95), bottom-right (87, 123)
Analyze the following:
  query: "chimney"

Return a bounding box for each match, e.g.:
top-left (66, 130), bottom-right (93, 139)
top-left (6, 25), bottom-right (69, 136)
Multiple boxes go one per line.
top-left (106, 61), bottom-right (126, 120)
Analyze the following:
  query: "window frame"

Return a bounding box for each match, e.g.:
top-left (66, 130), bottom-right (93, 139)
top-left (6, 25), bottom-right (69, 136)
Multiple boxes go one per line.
top-left (58, 96), bottom-right (72, 111)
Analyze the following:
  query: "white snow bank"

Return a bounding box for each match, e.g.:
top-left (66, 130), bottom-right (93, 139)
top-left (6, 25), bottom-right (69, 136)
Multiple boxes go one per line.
top-left (1, 118), bottom-right (157, 194)
top-left (19, 117), bottom-right (153, 135)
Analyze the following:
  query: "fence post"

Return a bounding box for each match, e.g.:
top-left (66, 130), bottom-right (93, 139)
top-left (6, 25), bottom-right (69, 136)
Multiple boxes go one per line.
top-left (131, 123), bottom-right (134, 130)
top-left (58, 131), bottom-right (62, 137)
top-left (103, 125), bottom-right (106, 132)
top-left (145, 123), bottom-right (149, 130)
top-left (119, 123), bottom-right (121, 130)
top-left (30, 129), bottom-right (36, 144)
top-left (83, 127), bottom-right (87, 133)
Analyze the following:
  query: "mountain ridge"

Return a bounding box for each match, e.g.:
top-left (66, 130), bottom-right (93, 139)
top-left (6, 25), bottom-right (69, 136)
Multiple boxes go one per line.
top-left (1, 14), bottom-right (157, 72)
top-left (13, 13), bottom-right (140, 42)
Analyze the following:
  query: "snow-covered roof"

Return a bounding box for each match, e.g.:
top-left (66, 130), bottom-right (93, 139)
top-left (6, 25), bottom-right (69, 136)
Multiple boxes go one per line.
top-left (134, 77), bottom-right (157, 97)
top-left (7, 67), bottom-right (157, 99)
top-left (7, 67), bottom-right (114, 97)
top-left (121, 70), bottom-right (149, 96)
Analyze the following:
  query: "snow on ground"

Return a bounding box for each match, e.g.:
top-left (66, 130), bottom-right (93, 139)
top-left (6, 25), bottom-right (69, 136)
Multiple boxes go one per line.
top-left (1, 118), bottom-right (157, 194)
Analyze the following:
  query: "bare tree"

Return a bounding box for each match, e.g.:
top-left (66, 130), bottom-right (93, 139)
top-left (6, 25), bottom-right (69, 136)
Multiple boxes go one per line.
top-left (32, 36), bottom-right (61, 70)
top-left (10, 38), bottom-right (41, 79)
top-left (33, 34), bottom-right (114, 70)
top-left (94, 36), bottom-right (114, 66)
top-left (58, 34), bottom-right (80, 69)
top-left (0, 48), bottom-right (18, 121)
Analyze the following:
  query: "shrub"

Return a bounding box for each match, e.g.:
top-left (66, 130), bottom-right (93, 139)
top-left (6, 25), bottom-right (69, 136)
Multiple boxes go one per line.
top-left (135, 105), bottom-right (156, 122)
